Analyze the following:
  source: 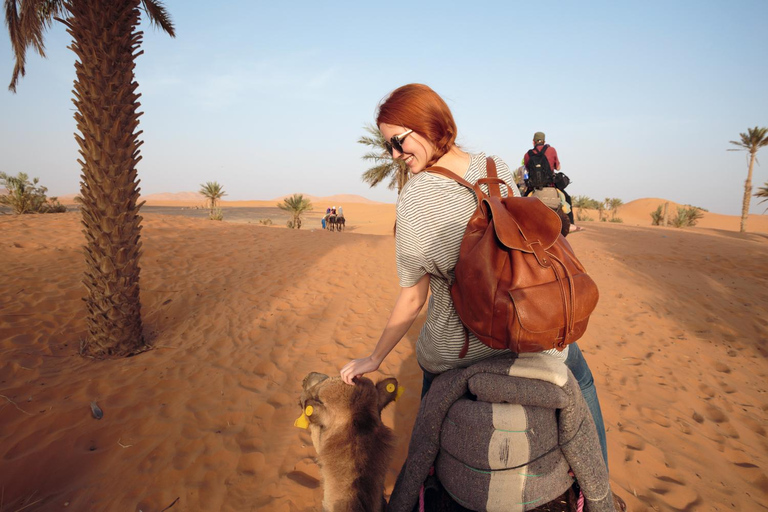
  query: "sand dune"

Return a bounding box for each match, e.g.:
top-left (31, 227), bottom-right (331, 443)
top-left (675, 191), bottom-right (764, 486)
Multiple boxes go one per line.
top-left (576, 197), bottom-right (768, 234)
top-left (0, 203), bottom-right (766, 511)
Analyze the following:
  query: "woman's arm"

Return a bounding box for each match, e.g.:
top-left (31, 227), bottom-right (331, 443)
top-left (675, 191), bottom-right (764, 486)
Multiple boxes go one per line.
top-left (340, 273), bottom-right (430, 384)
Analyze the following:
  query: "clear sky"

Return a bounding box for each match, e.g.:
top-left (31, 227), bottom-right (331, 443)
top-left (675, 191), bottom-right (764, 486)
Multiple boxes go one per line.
top-left (2, 0), bottom-right (767, 215)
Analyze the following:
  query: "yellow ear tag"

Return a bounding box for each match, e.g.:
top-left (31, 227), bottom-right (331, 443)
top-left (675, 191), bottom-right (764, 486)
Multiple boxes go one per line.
top-left (396, 386), bottom-right (405, 401)
top-left (294, 412), bottom-right (309, 429)
top-left (294, 406), bottom-right (313, 430)
top-left (386, 383), bottom-right (396, 393)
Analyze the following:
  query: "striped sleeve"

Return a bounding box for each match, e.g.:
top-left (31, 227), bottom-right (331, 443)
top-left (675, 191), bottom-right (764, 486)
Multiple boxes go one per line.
top-left (395, 210), bottom-right (427, 288)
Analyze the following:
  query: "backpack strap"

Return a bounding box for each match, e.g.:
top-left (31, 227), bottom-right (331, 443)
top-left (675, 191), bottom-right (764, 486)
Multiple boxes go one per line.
top-left (483, 157), bottom-right (502, 197)
top-left (426, 158), bottom-right (512, 200)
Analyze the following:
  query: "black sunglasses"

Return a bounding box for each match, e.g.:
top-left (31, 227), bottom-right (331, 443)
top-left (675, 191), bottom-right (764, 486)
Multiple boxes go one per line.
top-left (384, 129), bottom-right (413, 156)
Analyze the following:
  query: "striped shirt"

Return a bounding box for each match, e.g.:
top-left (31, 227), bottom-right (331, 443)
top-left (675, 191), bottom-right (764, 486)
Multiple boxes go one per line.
top-left (396, 152), bottom-right (566, 373)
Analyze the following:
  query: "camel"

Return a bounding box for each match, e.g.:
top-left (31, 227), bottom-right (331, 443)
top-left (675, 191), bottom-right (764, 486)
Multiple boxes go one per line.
top-left (295, 369), bottom-right (625, 512)
top-left (295, 372), bottom-right (401, 512)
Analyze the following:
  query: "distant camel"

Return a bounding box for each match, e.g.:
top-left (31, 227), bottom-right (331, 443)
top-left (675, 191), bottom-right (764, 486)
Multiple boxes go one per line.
top-left (326, 214), bottom-right (337, 231)
top-left (326, 215), bottom-right (345, 232)
top-left (295, 372), bottom-right (399, 512)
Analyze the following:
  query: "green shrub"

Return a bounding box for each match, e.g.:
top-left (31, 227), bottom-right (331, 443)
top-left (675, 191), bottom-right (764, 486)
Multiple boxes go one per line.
top-left (258, 218), bottom-right (273, 225)
top-left (0, 172), bottom-right (67, 214)
top-left (209, 208), bottom-right (224, 221)
top-left (609, 217), bottom-right (624, 223)
top-left (651, 205), bottom-right (664, 226)
top-left (670, 206), bottom-right (703, 228)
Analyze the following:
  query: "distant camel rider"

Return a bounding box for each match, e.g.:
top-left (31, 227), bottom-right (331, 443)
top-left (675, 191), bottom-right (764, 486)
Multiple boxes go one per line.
top-left (523, 132), bottom-right (580, 232)
top-left (523, 131), bottom-right (560, 188)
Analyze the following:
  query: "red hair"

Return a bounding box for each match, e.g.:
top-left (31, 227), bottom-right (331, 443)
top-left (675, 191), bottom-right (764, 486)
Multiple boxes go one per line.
top-left (376, 84), bottom-right (458, 166)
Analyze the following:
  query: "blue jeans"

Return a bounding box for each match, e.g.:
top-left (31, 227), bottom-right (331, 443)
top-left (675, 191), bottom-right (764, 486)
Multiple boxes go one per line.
top-left (420, 342), bottom-right (609, 471)
top-left (564, 342), bottom-right (608, 471)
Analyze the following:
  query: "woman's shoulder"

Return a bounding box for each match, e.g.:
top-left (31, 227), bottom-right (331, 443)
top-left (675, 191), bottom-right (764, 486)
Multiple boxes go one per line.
top-left (396, 172), bottom-right (432, 211)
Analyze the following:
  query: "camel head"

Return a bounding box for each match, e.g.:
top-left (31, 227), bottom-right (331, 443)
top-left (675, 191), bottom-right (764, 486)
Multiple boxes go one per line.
top-left (295, 372), bottom-right (402, 437)
top-left (294, 372), bottom-right (403, 512)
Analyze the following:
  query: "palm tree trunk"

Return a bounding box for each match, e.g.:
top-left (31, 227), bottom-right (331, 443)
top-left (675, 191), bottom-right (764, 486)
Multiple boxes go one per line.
top-left (63, 0), bottom-right (146, 357)
top-left (740, 151), bottom-right (756, 233)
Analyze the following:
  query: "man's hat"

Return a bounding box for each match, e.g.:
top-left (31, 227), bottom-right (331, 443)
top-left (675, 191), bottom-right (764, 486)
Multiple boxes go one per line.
top-left (533, 131), bottom-right (546, 142)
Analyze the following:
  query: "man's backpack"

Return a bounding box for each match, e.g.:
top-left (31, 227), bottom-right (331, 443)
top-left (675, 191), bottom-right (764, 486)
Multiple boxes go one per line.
top-left (426, 158), bottom-right (599, 357)
top-left (525, 144), bottom-right (554, 190)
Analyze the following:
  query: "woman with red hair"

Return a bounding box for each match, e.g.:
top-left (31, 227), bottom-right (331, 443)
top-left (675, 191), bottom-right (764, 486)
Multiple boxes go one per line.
top-left (340, 84), bottom-right (609, 469)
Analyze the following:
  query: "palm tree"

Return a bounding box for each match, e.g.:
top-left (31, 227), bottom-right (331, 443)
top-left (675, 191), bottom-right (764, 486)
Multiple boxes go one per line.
top-left (608, 198), bottom-right (624, 221)
top-left (728, 126), bottom-right (768, 233)
top-left (358, 123), bottom-right (409, 194)
top-left (6, 0), bottom-right (175, 357)
top-left (278, 193), bottom-right (313, 229)
top-left (572, 195), bottom-right (594, 221)
top-left (199, 181), bottom-right (227, 215)
top-left (755, 180), bottom-right (768, 212)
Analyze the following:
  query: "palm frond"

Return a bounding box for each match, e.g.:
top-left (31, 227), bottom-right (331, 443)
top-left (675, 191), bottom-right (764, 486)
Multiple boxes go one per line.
top-left (5, 0), bottom-right (62, 91)
top-left (141, 0), bottom-right (175, 37)
top-left (357, 122), bottom-right (410, 193)
top-left (755, 182), bottom-right (768, 204)
top-left (360, 150), bottom-right (389, 162)
top-left (728, 126), bottom-right (768, 152)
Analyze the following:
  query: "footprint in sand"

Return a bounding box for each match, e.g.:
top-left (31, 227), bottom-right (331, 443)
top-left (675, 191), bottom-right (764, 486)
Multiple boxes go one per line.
top-left (736, 414), bottom-right (766, 437)
top-left (236, 451), bottom-right (266, 475)
top-left (620, 430), bottom-right (646, 462)
top-left (698, 383), bottom-right (716, 398)
top-left (718, 380), bottom-right (737, 394)
top-left (649, 473), bottom-right (702, 510)
top-left (730, 460), bottom-right (768, 491)
top-left (713, 361), bottom-right (731, 374)
top-left (703, 403), bottom-right (727, 423)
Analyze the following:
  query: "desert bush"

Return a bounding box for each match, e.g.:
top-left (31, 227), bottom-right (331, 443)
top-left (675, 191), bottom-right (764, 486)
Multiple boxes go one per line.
top-left (0, 172), bottom-right (67, 214)
top-left (580, 215), bottom-right (594, 222)
top-left (258, 218), bottom-right (273, 225)
top-left (670, 206), bottom-right (703, 228)
top-left (609, 217), bottom-right (624, 223)
top-left (650, 205), bottom-right (664, 226)
top-left (209, 208), bottom-right (224, 221)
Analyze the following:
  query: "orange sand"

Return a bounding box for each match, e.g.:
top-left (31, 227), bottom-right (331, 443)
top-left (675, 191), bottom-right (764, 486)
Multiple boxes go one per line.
top-left (0, 200), bottom-right (767, 511)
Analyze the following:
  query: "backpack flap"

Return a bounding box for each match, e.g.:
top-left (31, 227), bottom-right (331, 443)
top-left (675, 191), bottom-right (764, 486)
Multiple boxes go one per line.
top-left (483, 196), bottom-right (561, 253)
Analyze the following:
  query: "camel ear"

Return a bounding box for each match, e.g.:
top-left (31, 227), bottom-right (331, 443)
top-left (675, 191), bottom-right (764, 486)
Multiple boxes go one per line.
top-left (376, 377), bottom-right (400, 412)
top-left (303, 372), bottom-right (329, 391)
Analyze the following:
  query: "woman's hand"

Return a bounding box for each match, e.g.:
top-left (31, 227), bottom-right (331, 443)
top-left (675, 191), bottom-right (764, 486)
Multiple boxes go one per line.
top-left (340, 356), bottom-right (381, 385)
top-left (339, 275), bottom-right (430, 386)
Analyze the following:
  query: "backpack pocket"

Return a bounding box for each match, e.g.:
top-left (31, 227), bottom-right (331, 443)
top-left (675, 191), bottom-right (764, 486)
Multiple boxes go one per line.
top-left (507, 273), bottom-right (599, 349)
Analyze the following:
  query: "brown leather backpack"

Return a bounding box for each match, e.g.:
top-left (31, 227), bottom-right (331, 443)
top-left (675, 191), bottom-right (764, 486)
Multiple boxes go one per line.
top-left (426, 158), bottom-right (599, 357)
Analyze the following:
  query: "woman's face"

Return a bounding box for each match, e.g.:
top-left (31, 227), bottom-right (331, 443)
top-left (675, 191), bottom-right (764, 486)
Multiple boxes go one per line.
top-left (379, 123), bottom-right (436, 174)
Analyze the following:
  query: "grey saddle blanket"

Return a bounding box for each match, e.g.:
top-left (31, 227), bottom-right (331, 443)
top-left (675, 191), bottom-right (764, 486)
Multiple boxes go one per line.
top-left (387, 353), bottom-right (614, 512)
